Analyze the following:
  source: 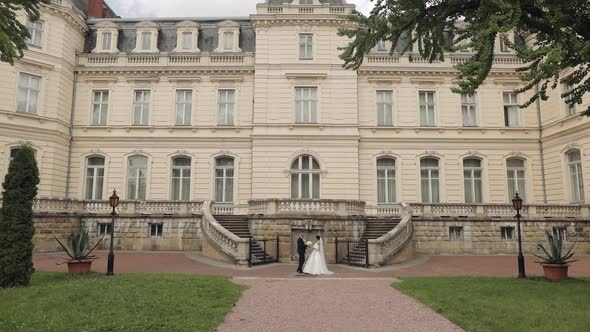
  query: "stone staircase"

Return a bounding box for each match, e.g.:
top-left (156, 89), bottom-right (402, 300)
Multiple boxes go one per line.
top-left (340, 217), bottom-right (401, 266)
top-left (214, 215), bottom-right (275, 264)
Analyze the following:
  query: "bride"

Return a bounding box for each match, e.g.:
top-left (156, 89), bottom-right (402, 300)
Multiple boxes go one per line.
top-left (303, 235), bottom-right (333, 275)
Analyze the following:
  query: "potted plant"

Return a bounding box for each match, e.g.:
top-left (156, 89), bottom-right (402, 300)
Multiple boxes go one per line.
top-left (532, 230), bottom-right (577, 281)
top-left (55, 230), bottom-right (103, 274)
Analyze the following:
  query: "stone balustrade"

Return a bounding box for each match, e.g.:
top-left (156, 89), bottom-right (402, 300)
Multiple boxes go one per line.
top-left (78, 53), bottom-right (254, 68)
top-left (413, 203), bottom-right (590, 218)
top-left (362, 53), bottom-right (523, 69)
top-left (248, 199), bottom-right (366, 217)
top-left (257, 5), bottom-right (354, 15)
top-left (201, 201), bottom-right (249, 265)
top-left (368, 202), bottom-right (414, 266)
top-left (365, 204), bottom-right (403, 217)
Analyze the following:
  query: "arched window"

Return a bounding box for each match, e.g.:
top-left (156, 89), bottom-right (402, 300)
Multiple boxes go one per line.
top-left (127, 156), bottom-right (148, 200)
top-left (567, 150), bottom-right (585, 202)
top-left (215, 157), bottom-right (234, 203)
top-left (507, 158), bottom-right (526, 201)
top-left (85, 157), bottom-right (105, 200)
top-left (463, 158), bottom-right (483, 203)
top-left (420, 158), bottom-right (440, 203)
top-left (171, 157), bottom-right (191, 200)
top-left (291, 155), bottom-right (320, 199)
top-left (377, 158), bottom-right (396, 204)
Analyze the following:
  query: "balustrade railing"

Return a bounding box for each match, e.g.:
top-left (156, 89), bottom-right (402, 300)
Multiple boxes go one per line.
top-left (248, 199), bottom-right (366, 217)
top-left (201, 201), bottom-right (249, 265)
top-left (257, 5), bottom-right (354, 15)
top-left (413, 203), bottom-right (589, 218)
top-left (79, 53), bottom-right (254, 67)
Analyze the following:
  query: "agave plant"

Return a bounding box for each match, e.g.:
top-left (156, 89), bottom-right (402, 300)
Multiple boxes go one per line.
top-left (532, 230), bottom-right (577, 265)
top-left (55, 230), bottom-right (104, 262)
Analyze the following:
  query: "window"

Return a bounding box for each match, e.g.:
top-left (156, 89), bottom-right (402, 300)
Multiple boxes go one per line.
top-left (420, 158), bottom-right (440, 203)
top-left (101, 32), bottom-right (112, 50)
top-left (291, 155), bottom-right (320, 199)
top-left (377, 158), bottom-right (396, 204)
top-left (17, 73), bottom-right (41, 114)
top-left (567, 150), bottom-right (585, 202)
top-left (133, 90), bottom-right (150, 125)
top-left (91, 91), bottom-right (109, 126)
top-left (376, 91), bottom-right (393, 126)
top-left (377, 40), bottom-right (386, 51)
top-left (98, 223), bottom-right (112, 236)
top-left (141, 32), bottom-right (151, 50)
top-left (563, 83), bottom-right (576, 116)
top-left (182, 32), bottom-right (192, 50)
top-left (299, 33), bottom-right (313, 60)
top-left (419, 91), bottom-right (435, 127)
top-left (552, 227), bottom-right (567, 241)
top-left (499, 33), bottom-right (510, 52)
top-left (463, 159), bottom-right (483, 203)
top-left (215, 158), bottom-right (235, 203)
top-left (175, 90), bottom-right (192, 126)
top-left (150, 223), bottom-right (163, 237)
top-left (299, 0), bottom-right (313, 4)
top-left (127, 156), bottom-right (148, 200)
top-left (171, 157), bottom-right (191, 201)
top-left (507, 158), bottom-right (526, 201)
top-left (449, 226), bottom-right (464, 241)
top-left (501, 226), bottom-right (514, 241)
top-left (503, 92), bottom-right (519, 127)
top-left (9, 148), bottom-right (21, 162)
top-left (85, 157), bottom-right (105, 200)
top-left (218, 90), bottom-right (235, 126)
top-left (461, 94), bottom-right (477, 127)
top-left (224, 31), bottom-right (234, 50)
top-left (25, 20), bottom-right (43, 48)
top-left (295, 87), bottom-right (318, 123)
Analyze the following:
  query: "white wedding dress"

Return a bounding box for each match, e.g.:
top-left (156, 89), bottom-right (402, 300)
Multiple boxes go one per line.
top-left (302, 239), bottom-right (333, 275)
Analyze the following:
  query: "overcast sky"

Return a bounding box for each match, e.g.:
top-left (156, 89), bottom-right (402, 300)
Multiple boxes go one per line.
top-left (107, 0), bottom-right (374, 18)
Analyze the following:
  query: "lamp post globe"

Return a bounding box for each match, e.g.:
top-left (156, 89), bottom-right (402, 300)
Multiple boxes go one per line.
top-left (512, 192), bottom-right (526, 279)
top-left (107, 189), bottom-right (119, 276)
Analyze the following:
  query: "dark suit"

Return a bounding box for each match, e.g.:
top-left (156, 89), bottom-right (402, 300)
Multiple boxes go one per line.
top-left (297, 237), bottom-right (306, 273)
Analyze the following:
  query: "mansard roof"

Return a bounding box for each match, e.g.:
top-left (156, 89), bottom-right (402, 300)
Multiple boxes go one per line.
top-left (84, 19), bottom-right (256, 53)
top-left (265, 0), bottom-right (348, 4)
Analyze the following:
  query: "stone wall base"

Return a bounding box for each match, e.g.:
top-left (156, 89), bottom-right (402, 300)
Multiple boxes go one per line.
top-left (33, 215), bottom-right (81, 253)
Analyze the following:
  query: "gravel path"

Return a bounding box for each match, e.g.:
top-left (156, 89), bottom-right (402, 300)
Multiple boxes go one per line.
top-left (218, 277), bottom-right (464, 332)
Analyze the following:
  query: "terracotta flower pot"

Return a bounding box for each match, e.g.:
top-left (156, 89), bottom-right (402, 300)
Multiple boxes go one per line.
top-left (67, 260), bottom-right (93, 274)
top-left (542, 263), bottom-right (569, 281)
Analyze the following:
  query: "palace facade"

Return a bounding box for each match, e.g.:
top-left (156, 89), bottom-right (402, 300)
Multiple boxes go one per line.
top-left (1, 0), bottom-right (589, 265)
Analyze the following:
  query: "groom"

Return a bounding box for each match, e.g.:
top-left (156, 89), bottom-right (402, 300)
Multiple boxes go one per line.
top-left (296, 232), bottom-right (306, 273)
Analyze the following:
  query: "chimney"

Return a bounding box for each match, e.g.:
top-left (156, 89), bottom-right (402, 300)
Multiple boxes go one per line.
top-left (88, 0), bottom-right (105, 18)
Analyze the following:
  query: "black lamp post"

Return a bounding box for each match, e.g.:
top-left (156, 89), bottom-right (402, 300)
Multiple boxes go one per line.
top-left (107, 189), bottom-right (119, 276)
top-left (512, 192), bottom-right (526, 279)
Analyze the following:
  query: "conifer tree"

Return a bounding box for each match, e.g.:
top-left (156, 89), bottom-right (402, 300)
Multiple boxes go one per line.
top-left (0, 145), bottom-right (39, 288)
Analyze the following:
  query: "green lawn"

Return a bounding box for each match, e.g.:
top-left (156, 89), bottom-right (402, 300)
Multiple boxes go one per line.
top-left (0, 272), bottom-right (245, 332)
top-left (393, 277), bottom-right (590, 332)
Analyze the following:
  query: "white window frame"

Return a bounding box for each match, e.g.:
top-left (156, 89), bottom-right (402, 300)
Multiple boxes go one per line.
top-left (132, 21), bottom-right (159, 53)
top-left (101, 32), bottom-right (112, 50)
top-left (93, 21), bottom-right (119, 53)
top-left (295, 87), bottom-right (318, 123)
top-left (567, 150), bottom-right (585, 203)
top-left (85, 157), bottom-right (105, 200)
top-left (377, 158), bottom-right (396, 204)
top-left (174, 21), bottom-right (200, 53)
top-left (299, 33), bottom-right (313, 60)
top-left (215, 158), bottom-right (235, 203)
top-left (171, 157), bottom-right (192, 201)
top-left (563, 83), bottom-right (576, 116)
top-left (499, 33), bottom-right (511, 52)
top-left (376, 39), bottom-right (387, 52)
top-left (91, 90), bottom-right (109, 126)
top-left (127, 156), bottom-right (148, 200)
top-left (463, 158), bottom-right (483, 204)
top-left (507, 158), bottom-right (527, 202)
top-left (215, 20), bottom-right (241, 53)
top-left (503, 92), bottom-right (520, 127)
top-left (133, 90), bottom-right (150, 126)
top-left (290, 155), bottom-right (321, 199)
top-left (376, 90), bottom-right (393, 126)
top-left (218, 89), bottom-right (235, 126)
top-left (419, 91), bottom-right (436, 127)
top-left (420, 158), bottom-right (440, 203)
top-left (461, 94), bottom-right (478, 127)
top-left (175, 90), bottom-right (192, 126)
top-left (16, 73), bottom-right (41, 114)
top-left (25, 20), bottom-right (44, 48)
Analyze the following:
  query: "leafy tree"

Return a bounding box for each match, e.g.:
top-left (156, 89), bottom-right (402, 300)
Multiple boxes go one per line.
top-left (338, 0), bottom-right (590, 116)
top-left (0, 145), bottom-right (39, 288)
top-left (0, 0), bottom-right (47, 64)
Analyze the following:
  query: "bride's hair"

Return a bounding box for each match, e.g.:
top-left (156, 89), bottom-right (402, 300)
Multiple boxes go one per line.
top-left (316, 235), bottom-right (320, 240)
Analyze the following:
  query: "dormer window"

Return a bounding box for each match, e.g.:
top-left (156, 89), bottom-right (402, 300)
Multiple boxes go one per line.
top-left (133, 21), bottom-right (159, 53)
top-left (215, 20), bottom-right (241, 53)
top-left (174, 21), bottom-right (200, 53)
top-left (93, 21), bottom-right (119, 53)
